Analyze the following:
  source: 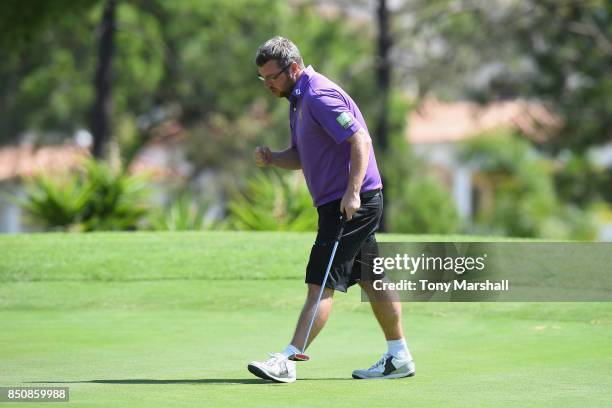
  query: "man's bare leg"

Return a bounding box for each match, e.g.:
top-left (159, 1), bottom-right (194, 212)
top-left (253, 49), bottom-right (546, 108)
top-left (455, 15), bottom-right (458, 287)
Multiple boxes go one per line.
top-left (350, 280), bottom-right (415, 379)
top-left (358, 280), bottom-right (403, 340)
top-left (289, 283), bottom-right (335, 351)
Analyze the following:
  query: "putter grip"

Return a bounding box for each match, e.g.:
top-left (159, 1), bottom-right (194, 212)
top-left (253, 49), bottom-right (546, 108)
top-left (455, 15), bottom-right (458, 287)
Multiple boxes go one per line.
top-left (335, 216), bottom-right (346, 241)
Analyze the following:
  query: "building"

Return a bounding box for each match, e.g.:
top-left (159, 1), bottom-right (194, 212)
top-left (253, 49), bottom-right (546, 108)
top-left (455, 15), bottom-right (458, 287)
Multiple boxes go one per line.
top-left (406, 98), bottom-right (560, 220)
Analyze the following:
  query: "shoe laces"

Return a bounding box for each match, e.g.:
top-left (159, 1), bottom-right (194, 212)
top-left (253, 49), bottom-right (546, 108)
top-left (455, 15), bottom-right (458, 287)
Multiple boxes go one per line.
top-left (264, 352), bottom-right (286, 367)
top-left (369, 353), bottom-right (390, 370)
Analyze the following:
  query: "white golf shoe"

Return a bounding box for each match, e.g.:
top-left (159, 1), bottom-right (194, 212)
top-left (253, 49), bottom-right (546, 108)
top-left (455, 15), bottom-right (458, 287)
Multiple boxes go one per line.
top-left (352, 353), bottom-right (415, 379)
top-left (248, 353), bottom-right (296, 383)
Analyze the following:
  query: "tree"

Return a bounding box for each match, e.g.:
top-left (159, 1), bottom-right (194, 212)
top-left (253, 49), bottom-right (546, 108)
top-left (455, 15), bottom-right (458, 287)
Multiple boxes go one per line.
top-left (91, 0), bottom-right (116, 159)
top-left (0, 0), bottom-right (99, 145)
top-left (513, 0), bottom-right (612, 153)
top-left (393, 0), bottom-right (612, 208)
top-left (395, 0), bottom-right (612, 153)
top-left (375, 0), bottom-right (391, 152)
top-left (374, 0), bottom-right (392, 231)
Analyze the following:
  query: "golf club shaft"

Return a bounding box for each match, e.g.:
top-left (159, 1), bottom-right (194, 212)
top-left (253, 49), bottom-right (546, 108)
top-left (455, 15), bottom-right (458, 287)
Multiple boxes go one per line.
top-left (300, 218), bottom-right (345, 354)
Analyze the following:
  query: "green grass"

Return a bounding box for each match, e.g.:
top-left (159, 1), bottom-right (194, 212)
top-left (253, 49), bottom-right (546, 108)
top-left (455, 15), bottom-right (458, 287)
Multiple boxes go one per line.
top-left (1, 231), bottom-right (611, 407)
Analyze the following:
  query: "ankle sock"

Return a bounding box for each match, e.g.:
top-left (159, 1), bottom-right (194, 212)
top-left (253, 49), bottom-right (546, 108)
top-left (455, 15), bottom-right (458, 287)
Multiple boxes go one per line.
top-left (281, 344), bottom-right (300, 358)
top-left (387, 338), bottom-right (412, 360)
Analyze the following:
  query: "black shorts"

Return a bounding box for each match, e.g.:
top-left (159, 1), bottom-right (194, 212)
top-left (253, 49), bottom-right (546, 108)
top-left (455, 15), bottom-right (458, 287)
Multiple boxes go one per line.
top-left (305, 189), bottom-right (383, 292)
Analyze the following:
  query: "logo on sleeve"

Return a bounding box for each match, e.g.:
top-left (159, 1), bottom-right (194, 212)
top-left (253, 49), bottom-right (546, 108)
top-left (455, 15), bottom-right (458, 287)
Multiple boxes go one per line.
top-left (336, 112), bottom-right (353, 130)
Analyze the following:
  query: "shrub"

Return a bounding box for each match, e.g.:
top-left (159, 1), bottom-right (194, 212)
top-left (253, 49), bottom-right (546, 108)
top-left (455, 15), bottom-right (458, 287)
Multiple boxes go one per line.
top-left (226, 170), bottom-right (316, 231)
top-left (459, 131), bottom-right (597, 239)
top-left (388, 175), bottom-right (461, 234)
top-left (19, 158), bottom-right (150, 231)
top-left (149, 192), bottom-right (212, 231)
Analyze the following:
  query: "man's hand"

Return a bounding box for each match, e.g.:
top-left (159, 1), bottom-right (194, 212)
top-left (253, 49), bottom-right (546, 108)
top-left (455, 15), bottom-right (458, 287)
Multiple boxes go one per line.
top-left (340, 191), bottom-right (360, 221)
top-left (253, 146), bottom-right (272, 167)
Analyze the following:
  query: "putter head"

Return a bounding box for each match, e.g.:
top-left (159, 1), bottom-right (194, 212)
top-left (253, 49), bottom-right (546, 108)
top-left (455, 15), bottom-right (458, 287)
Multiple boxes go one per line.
top-left (288, 353), bottom-right (310, 362)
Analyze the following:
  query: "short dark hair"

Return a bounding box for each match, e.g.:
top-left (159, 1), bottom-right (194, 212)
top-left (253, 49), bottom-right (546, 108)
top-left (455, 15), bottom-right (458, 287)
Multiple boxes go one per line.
top-left (255, 36), bottom-right (304, 68)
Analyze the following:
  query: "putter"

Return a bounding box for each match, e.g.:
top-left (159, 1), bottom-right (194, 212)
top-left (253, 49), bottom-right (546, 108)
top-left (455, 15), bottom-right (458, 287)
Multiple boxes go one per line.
top-left (290, 214), bottom-right (346, 362)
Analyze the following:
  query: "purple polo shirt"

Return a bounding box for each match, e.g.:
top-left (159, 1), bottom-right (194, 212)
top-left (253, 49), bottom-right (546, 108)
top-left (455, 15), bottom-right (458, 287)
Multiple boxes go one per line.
top-left (289, 66), bottom-right (382, 207)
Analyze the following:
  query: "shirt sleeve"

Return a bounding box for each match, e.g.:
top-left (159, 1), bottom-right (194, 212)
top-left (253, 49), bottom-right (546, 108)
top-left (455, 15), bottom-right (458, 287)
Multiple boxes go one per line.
top-left (308, 89), bottom-right (362, 144)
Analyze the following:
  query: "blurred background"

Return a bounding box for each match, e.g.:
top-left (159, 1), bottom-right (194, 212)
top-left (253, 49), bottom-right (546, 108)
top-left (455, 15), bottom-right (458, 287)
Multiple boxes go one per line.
top-left (0, 0), bottom-right (610, 240)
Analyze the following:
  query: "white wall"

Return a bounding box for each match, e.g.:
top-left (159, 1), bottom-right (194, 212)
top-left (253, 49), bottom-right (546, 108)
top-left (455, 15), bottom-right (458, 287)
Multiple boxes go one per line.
top-left (412, 142), bottom-right (473, 220)
top-left (0, 183), bottom-right (22, 233)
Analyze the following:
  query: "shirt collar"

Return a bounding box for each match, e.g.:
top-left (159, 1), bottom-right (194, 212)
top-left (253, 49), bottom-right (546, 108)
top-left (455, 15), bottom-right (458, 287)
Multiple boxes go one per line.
top-left (289, 65), bottom-right (314, 103)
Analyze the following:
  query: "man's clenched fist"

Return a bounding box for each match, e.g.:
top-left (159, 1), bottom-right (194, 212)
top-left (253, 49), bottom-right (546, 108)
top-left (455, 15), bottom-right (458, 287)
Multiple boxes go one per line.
top-left (253, 146), bottom-right (272, 167)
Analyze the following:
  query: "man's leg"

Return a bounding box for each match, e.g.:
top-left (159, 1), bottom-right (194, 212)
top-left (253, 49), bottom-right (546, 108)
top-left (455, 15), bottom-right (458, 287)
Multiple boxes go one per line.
top-left (358, 280), bottom-right (403, 340)
top-left (351, 280), bottom-right (415, 379)
top-left (247, 283), bottom-right (334, 383)
top-left (289, 283), bottom-right (335, 352)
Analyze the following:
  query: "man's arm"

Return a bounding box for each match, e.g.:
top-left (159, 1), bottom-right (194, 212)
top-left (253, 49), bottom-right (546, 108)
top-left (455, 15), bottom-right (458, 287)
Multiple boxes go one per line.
top-left (340, 128), bottom-right (371, 220)
top-left (254, 146), bottom-right (301, 170)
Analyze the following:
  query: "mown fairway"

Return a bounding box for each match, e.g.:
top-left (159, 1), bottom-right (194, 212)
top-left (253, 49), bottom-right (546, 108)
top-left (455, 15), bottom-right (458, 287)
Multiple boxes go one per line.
top-left (1, 232), bottom-right (611, 407)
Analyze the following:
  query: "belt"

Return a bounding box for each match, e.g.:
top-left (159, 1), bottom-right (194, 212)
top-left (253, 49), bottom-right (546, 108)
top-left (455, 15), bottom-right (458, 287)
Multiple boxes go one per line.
top-left (360, 188), bottom-right (382, 199)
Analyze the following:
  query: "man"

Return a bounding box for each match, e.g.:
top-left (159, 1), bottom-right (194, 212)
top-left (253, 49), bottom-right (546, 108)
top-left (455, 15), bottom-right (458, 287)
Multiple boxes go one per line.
top-left (248, 36), bottom-right (415, 383)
